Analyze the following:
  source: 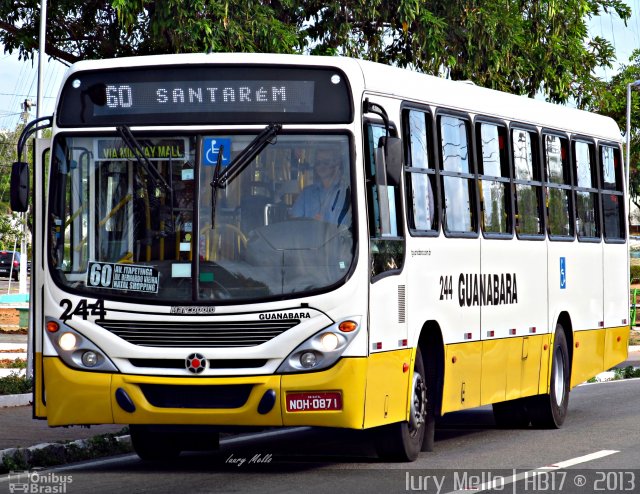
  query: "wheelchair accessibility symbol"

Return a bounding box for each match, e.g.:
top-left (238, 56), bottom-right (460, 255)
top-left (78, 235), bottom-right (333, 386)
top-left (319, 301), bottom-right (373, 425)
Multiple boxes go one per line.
top-left (203, 137), bottom-right (231, 166)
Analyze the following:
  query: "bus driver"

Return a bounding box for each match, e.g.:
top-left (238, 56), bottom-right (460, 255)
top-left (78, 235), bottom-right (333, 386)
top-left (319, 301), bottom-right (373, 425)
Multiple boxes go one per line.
top-left (290, 148), bottom-right (350, 225)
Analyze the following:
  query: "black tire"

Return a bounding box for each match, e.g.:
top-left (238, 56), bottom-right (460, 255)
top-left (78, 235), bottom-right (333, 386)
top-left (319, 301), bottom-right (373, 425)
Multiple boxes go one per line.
top-left (528, 325), bottom-right (570, 428)
top-left (130, 425), bottom-right (181, 461)
top-left (492, 398), bottom-right (530, 428)
top-left (375, 347), bottom-right (427, 461)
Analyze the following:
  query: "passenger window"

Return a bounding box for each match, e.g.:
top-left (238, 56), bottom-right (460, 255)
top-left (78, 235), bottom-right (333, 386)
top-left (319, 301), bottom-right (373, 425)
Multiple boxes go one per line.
top-left (600, 145), bottom-right (625, 240)
top-left (544, 134), bottom-right (572, 238)
top-left (512, 128), bottom-right (543, 236)
top-left (404, 109), bottom-right (437, 232)
top-left (477, 122), bottom-right (510, 235)
top-left (438, 115), bottom-right (476, 234)
top-left (573, 141), bottom-right (599, 239)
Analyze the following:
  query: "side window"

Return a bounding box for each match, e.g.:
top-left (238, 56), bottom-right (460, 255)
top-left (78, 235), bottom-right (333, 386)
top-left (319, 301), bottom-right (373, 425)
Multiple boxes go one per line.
top-left (544, 134), bottom-right (573, 238)
top-left (600, 145), bottom-right (625, 240)
top-left (573, 140), bottom-right (599, 240)
top-left (438, 114), bottom-right (476, 235)
top-left (477, 122), bottom-right (510, 235)
top-left (512, 128), bottom-right (543, 236)
top-left (403, 109), bottom-right (437, 233)
top-left (365, 122), bottom-right (405, 278)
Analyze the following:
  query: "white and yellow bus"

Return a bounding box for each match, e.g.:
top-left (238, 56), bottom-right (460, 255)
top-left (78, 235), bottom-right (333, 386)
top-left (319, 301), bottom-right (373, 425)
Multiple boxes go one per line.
top-left (12, 53), bottom-right (629, 461)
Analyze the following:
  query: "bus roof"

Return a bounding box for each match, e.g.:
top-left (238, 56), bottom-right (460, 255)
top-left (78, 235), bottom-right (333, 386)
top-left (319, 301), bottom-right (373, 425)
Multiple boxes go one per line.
top-left (63, 53), bottom-right (622, 142)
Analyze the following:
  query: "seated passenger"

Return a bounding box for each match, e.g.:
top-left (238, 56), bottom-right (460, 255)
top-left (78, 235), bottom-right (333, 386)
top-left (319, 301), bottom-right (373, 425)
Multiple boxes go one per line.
top-left (290, 148), bottom-right (350, 225)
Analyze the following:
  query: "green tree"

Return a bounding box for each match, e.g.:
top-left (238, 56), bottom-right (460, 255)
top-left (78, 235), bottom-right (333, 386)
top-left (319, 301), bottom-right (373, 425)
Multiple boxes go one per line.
top-left (592, 49), bottom-right (640, 212)
top-left (0, 1), bottom-right (631, 106)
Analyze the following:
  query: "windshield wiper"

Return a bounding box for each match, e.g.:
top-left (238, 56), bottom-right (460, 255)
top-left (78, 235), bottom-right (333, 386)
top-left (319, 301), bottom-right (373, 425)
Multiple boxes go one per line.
top-left (211, 123), bottom-right (281, 190)
top-left (116, 125), bottom-right (171, 193)
top-left (210, 123), bottom-right (281, 229)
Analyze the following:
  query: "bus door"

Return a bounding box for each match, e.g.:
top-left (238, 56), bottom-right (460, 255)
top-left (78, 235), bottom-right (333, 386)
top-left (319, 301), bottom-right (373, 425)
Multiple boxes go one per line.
top-left (365, 121), bottom-right (407, 349)
top-left (363, 117), bottom-right (410, 426)
top-left (435, 113), bottom-right (481, 412)
top-left (32, 138), bottom-right (51, 418)
top-left (476, 122), bottom-right (546, 405)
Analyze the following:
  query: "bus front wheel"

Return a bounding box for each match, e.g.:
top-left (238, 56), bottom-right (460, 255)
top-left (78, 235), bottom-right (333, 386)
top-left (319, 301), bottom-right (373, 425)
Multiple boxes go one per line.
top-left (374, 347), bottom-right (427, 461)
top-left (527, 325), bottom-right (570, 428)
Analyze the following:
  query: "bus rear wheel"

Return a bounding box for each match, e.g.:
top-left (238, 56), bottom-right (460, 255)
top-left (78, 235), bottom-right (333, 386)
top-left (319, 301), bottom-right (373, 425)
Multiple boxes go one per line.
top-left (374, 347), bottom-right (427, 461)
top-left (527, 325), bottom-right (570, 428)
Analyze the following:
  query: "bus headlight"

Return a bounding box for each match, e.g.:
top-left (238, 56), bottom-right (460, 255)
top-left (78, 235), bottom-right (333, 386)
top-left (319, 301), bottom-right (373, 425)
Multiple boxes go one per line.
top-left (58, 332), bottom-right (78, 351)
top-left (277, 317), bottom-right (361, 373)
top-left (45, 317), bottom-right (118, 372)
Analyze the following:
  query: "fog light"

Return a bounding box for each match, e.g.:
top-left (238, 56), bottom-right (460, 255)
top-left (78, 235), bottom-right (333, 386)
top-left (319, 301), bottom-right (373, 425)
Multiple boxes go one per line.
top-left (59, 332), bottom-right (77, 351)
top-left (300, 351), bottom-right (318, 368)
top-left (320, 332), bottom-right (339, 351)
top-left (82, 351), bottom-right (99, 367)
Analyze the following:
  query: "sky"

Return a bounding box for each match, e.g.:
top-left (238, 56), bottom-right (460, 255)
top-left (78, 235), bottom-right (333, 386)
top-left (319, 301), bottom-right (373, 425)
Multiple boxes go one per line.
top-left (0, 2), bottom-right (639, 130)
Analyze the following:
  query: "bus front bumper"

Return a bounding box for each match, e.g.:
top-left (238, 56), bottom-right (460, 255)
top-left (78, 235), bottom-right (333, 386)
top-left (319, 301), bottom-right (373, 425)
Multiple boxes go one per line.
top-left (43, 356), bottom-right (368, 429)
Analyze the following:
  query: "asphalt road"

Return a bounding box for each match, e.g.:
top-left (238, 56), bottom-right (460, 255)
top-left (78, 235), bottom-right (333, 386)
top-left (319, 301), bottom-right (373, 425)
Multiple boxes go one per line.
top-left (3, 378), bottom-right (638, 494)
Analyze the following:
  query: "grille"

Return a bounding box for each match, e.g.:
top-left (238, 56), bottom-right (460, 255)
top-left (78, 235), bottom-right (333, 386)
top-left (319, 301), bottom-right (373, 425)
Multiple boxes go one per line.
top-left (129, 358), bottom-right (268, 369)
top-left (140, 383), bottom-right (253, 409)
top-left (97, 319), bottom-right (299, 347)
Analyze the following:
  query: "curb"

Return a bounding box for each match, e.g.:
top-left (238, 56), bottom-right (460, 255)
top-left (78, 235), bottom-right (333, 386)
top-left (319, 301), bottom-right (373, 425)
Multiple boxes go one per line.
top-left (0, 434), bottom-right (132, 473)
top-left (0, 393), bottom-right (31, 408)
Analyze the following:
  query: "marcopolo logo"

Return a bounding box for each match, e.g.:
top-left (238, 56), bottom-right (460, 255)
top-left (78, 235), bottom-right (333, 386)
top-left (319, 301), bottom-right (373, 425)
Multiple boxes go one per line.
top-left (186, 353), bottom-right (207, 374)
top-left (8, 470), bottom-right (73, 493)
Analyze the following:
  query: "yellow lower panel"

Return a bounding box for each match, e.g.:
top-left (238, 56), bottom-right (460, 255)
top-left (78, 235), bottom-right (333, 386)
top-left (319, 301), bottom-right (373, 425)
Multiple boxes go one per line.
top-left (480, 335), bottom-right (547, 406)
top-left (363, 349), bottom-right (412, 428)
top-left (43, 356), bottom-right (368, 429)
top-left (480, 340), bottom-right (508, 406)
top-left (442, 342), bottom-right (482, 414)
top-left (570, 329), bottom-right (606, 388)
top-left (537, 335), bottom-right (552, 396)
top-left (44, 357), bottom-right (114, 426)
top-left (603, 326), bottom-right (630, 371)
top-left (112, 373), bottom-right (283, 426)
top-left (520, 335), bottom-right (545, 398)
top-left (34, 352), bottom-right (47, 419)
top-left (282, 357), bottom-right (367, 429)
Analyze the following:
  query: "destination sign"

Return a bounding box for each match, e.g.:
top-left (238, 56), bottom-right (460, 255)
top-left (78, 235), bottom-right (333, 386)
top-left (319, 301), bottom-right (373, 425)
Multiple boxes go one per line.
top-left (87, 262), bottom-right (159, 294)
top-left (95, 139), bottom-right (186, 161)
top-left (57, 65), bottom-right (353, 126)
top-left (93, 80), bottom-right (314, 116)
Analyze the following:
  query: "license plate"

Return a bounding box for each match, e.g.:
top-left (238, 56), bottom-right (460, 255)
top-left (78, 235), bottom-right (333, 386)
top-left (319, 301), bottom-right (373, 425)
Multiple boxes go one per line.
top-left (286, 392), bottom-right (342, 412)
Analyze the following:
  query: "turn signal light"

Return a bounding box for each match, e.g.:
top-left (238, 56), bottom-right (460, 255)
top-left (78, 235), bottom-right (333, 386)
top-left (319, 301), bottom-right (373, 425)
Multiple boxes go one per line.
top-left (46, 321), bottom-right (60, 333)
top-left (338, 320), bottom-right (357, 332)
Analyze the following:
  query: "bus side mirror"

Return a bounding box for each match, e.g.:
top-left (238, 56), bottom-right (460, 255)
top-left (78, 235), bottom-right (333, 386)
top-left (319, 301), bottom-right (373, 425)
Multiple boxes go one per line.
top-left (10, 161), bottom-right (30, 212)
top-left (379, 136), bottom-right (403, 187)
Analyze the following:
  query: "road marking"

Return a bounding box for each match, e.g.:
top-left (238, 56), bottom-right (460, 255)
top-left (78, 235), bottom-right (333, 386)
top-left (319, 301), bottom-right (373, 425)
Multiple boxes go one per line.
top-left (444, 449), bottom-right (619, 494)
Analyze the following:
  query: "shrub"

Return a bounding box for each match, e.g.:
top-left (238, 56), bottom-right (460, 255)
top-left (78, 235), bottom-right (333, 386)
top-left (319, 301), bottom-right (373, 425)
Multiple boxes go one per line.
top-left (613, 366), bottom-right (640, 380)
top-left (0, 372), bottom-right (33, 395)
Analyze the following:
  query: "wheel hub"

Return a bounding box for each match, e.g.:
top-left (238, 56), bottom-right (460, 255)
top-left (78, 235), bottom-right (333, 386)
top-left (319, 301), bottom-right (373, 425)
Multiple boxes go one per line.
top-left (409, 371), bottom-right (427, 434)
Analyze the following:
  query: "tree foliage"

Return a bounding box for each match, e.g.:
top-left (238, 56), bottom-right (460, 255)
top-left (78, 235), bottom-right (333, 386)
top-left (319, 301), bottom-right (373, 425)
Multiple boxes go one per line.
top-left (594, 49), bottom-right (640, 213)
top-left (0, 1), bottom-right (631, 107)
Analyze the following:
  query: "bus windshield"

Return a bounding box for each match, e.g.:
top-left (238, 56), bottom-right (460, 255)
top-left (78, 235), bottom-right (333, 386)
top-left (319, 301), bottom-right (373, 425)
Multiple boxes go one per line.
top-left (48, 133), bottom-right (355, 303)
